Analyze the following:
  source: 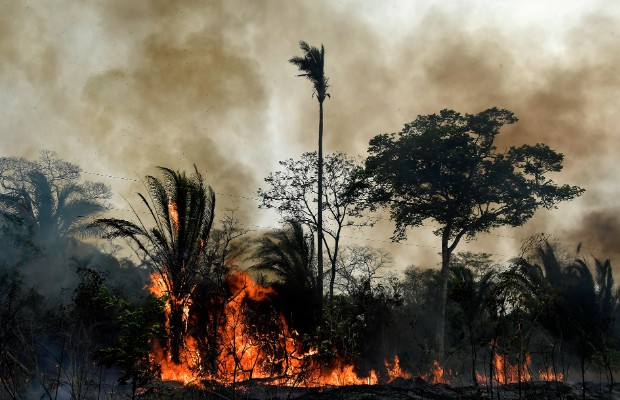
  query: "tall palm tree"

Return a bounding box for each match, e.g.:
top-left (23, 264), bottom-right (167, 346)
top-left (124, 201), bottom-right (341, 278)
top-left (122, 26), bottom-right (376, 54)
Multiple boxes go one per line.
top-left (289, 40), bottom-right (329, 305)
top-left (94, 166), bottom-right (215, 364)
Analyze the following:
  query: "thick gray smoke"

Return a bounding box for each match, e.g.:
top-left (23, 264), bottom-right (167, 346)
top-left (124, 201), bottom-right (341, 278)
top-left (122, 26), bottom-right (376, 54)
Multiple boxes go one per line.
top-left (1, 1), bottom-right (618, 268)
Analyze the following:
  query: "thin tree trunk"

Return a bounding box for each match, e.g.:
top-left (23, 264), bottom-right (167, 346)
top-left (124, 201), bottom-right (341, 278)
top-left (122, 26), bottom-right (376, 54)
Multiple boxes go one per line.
top-left (436, 232), bottom-right (451, 354)
top-left (328, 233), bottom-right (340, 301)
top-left (317, 100), bottom-right (324, 306)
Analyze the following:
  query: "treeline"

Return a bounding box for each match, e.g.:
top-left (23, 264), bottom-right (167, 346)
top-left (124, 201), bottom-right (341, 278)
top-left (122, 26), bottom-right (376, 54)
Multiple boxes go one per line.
top-left (0, 150), bottom-right (614, 400)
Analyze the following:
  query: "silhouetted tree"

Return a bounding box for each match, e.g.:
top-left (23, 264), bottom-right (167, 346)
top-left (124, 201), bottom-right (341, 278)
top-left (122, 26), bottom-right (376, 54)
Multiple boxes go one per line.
top-left (363, 108), bottom-right (584, 353)
top-left (333, 245), bottom-right (392, 297)
top-left (258, 152), bottom-right (373, 300)
top-left (94, 166), bottom-right (215, 364)
top-left (511, 244), bottom-right (619, 398)
top-left (0, 266), bottom-right (41, 399)
top-left (448, 253), bottom-right (498, 385)
top-left (0, 151), bottom-right (111, 266)
top-left (289, 41), bottom-right (330, 305)
top-left (248, 220), bottom-right (319, 334)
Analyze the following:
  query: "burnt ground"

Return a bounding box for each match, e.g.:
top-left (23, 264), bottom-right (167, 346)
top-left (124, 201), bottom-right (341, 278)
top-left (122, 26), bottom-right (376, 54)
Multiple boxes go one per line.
top-left (146, 380), bottom-right (620, 400)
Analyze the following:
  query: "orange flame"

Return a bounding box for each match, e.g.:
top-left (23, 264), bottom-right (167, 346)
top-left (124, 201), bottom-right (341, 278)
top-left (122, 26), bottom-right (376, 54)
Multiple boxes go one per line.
top-left (148, 270), bottom-right (415, 387)
top-left (420, 360), bottom-right (451, 384)
top-left (539, 367), bottom-right (564, 382)
top-left (168, 202), bottom-right (179, 232)
top-left (475, 343), bottom-right (563, 385)
top-left (385, 356), bottom-right (411, 382)
top-left (493, 353), bottom-right (531, 385)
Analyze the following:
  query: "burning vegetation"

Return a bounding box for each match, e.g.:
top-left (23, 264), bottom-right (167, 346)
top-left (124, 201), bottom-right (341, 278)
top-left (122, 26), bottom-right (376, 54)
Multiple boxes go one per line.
top-left (0, 145), bottom-right (612, 400)
top-left (146, 266), bottom-right (572, 391)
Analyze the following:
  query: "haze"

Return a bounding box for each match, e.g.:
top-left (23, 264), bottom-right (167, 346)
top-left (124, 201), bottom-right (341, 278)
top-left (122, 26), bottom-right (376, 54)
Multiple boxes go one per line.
top-left (2, 0), bottom-right (619, 269)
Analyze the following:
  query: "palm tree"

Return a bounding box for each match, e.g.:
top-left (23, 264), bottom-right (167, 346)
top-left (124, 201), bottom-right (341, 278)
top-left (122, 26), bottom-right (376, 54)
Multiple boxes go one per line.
top-left (510, 243), bottom-right (619, 398)
top-left (249, 220), bottom-right (319, 334)
top-left (0, 153), bottom-right (111, 272)
top-left (449, 264), bottom-right (496, 386)
top-left (289, 41), bottom-right (329, 305)
top-left (0, 154), bottom-right (110, 246)
top-left (94, 166), bottom-right (215, 364)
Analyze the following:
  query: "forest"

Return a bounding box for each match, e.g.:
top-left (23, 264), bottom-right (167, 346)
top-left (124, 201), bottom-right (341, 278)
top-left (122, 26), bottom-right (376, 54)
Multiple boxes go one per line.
top-left (2, 103), bottom-right (619, 400)
top-left (0, 38), bottom-right (617, 400)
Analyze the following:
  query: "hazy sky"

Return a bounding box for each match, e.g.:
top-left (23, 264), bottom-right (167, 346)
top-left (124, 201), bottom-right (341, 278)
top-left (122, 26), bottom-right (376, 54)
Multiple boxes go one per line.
top-left (2, 0), bottom-right (619, 270)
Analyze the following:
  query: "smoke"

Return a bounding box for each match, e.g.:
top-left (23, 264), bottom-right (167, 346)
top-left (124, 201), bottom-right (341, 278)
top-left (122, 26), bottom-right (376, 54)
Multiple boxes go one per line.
top-left (1, 1), bottom-right (619, 268)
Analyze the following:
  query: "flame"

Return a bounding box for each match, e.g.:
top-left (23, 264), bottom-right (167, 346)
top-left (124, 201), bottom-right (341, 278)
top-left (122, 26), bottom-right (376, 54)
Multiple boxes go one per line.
top-left (148, 270), bottom-right (415, 387)
top-left (168, 202), bottom-right (179, 231)
top-left (420, 360), bottom-right (451, 384)
top-left (493, 353), bottom-right (531, 385)
top-left (539, 367), bottom-right (563, 382)
top-left (151, 337), bottom-right (201, 385)
top-left (385, 356), bottom-right (411, 382)
top-left (475, 343), bottom-right (563, 385)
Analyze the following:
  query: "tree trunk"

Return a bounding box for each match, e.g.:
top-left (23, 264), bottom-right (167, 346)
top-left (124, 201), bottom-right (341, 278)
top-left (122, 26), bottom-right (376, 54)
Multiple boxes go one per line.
top-left (328, 233), bottom-right (340, 301)
top-left (317, 100), bottom-right (324, 306)
top-left (169, 299), bottom-right (184, 364)
top-left (436, 232), bottom-right (451, 354)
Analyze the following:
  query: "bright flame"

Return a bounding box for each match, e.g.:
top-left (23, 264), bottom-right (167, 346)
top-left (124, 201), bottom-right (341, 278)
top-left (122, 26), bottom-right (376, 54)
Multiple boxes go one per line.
top-left (147, 271), bottom-right (418, 387)
top-left (420, 360), bottom-right (451, 384)
top-left (168, 202), bottom-right (179, 231)
top-left (475, 343), bottom-right (563, 385)
top-left (493, 353), bottom-right (531, 385)
top-left (385, 356), bottom-right (411, 382)
top-left (539, 367), bottom-right (564, 382)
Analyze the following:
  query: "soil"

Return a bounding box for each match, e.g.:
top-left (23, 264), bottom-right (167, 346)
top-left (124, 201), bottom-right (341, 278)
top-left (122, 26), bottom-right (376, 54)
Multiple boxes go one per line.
top-left (147, 379), bottom-right (620, 400)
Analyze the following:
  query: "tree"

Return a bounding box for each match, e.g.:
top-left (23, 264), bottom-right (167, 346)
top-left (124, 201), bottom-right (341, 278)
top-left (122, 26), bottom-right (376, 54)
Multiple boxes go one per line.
top-left (248, 220), bottom-right (319, 334)
top-left (96, 294), bottom-right (164, 400)
top-left (289, 41), bottom-right (329, 305)
top-left (0, 151), bottom-right (111, 264)
top-left (0, 266), bottom-right (41, 399)
top-left (364, 108), bottom-right (584, 353)
top-left (511, 244), bottom-right (620, 397)
top-left (94, 166), bottom-right (216, 364)
top-left (333, 245), bottom-right (392, 297)
top-left (448, 254), bottom-right (498, 386)
top-left (258, 152), bottom-right (374, 300)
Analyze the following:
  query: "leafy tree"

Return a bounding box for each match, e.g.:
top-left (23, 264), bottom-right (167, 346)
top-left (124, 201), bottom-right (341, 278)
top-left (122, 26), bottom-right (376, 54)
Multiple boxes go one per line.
top-left (0, 151), bottom-right (111, 271)
top-left (96, 294), bottom-right (165, 400)
top-left (289, 41), bottom-right (330, 305)
top-left (94, 166), bottom-right (215, 364)
top-left (258, 152), bottom-right (374, 300)
top-left (364, 107), bottom-right (584, 353)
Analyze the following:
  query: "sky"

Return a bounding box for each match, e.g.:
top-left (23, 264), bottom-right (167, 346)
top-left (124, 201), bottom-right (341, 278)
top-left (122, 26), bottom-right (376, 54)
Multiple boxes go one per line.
top-left (2, 0), bottom-right (620, 271)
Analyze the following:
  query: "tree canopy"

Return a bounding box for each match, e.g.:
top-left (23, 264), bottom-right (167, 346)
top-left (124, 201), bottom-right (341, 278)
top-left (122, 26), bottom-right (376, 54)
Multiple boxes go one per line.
top-left (258, 151), bottom-right (374, 298)
top-left (364, 107), bottom-right (584, 353)
top-left (365, 108), bottom-right (584, 243)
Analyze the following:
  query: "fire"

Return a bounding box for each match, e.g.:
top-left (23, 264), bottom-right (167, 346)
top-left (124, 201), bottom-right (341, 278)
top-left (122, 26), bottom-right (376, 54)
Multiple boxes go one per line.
top-left (430, 360), bottom-right (451, 384)
top-left (385, 356), bottom-right (411, 382)
top-left (475, 344), bottom-right (563, 385)
top-left (492, 352), bottom-right (531, 385)
top-left (420, 360), bottom-right (451, 384)
top-left (539, 367), bottom-right (564, 382)
top-left (148, 270), bottom-right (394, 387)
top-left (151, 337), bottom-right (201, 385)
top-left (168, 202), bottom-right (179, 232)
